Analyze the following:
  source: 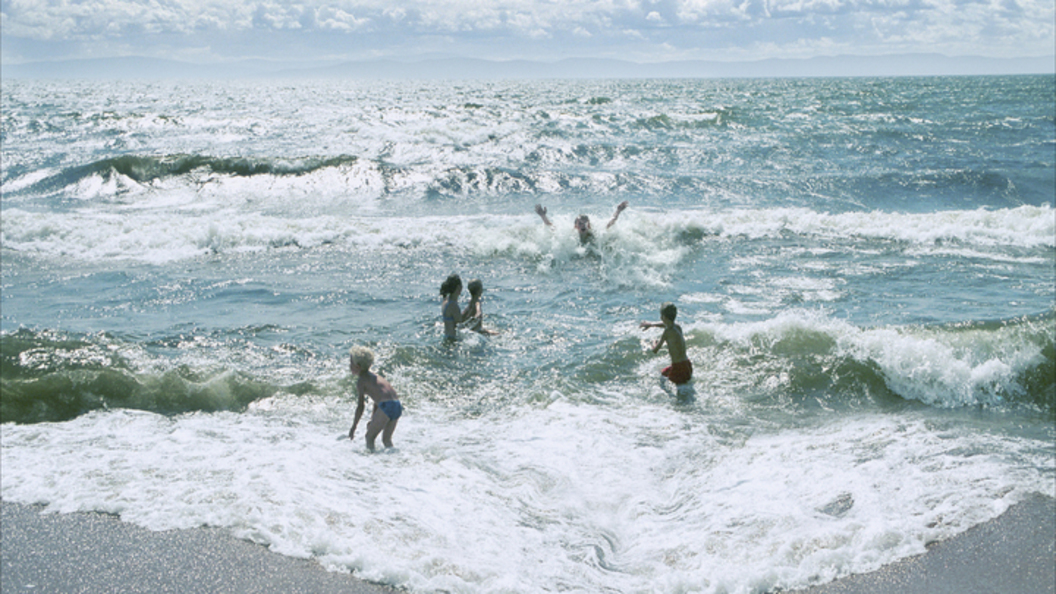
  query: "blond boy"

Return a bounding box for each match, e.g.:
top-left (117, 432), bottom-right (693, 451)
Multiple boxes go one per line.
top-left (348, 346), bottom-right (402, 451)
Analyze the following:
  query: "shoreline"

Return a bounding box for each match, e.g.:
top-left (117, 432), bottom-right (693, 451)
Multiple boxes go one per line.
top-left (797, 492), bottom-right (1055, 594)
top-left (1, 500), bottom-right (396, 594)
top-left (2, 494), bottom-right (1053, 593)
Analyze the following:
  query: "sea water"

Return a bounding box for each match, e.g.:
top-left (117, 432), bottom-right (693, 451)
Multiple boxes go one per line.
top-left (1, 75), bottom-right (1053, 593)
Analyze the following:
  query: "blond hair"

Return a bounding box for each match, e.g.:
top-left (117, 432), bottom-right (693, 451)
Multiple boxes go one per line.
top-left (348, 346), bottom-right (374, 371)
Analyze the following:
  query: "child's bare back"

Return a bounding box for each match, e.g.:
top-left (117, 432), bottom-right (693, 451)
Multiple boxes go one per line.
top-left (357, 371), bottom-right (398, 405)
top-left (641, 302), bottom-right (693, 385)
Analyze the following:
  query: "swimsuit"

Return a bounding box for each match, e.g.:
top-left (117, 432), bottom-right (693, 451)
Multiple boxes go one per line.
top-left (661, 360), bottom-right (693, 385)
top-left (442, 304), bottom-right (457, 338)
top-left (378, 400), bottom-right (402, 421)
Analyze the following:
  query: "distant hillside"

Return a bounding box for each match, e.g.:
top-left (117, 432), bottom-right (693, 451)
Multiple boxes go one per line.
top-left (2, 57), bottom-right (275, 80)
top-left (3, 54), bottom-right (1053, 80)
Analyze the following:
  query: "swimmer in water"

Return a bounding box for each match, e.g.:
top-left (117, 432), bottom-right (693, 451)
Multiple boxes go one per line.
top-left (440, 274), bottom-right (463, 340)
top-left (535, 201), bottom-right (628, 244)
top-left (461, 278), bottom-right (499, 335)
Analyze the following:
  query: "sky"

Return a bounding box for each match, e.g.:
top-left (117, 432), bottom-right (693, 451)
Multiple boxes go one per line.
top-left (1, 0), bottom-right (1054, 69)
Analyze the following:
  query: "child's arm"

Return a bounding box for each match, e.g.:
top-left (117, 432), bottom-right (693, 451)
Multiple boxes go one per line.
top-left (606, 201), bottom-right (629, 229)
top-left (641, 322), bottom-right (668, 352)
top-left (461, 300), bottom-right (480, 322)
top-left (535, 204), bottom-right (554, 227)
top-left (651, 331), bottom-right (669, 354)
top-left (349, 389), bottom-right (366, 440)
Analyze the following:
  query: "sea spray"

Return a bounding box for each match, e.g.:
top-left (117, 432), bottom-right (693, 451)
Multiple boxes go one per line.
top-left (3, 75), bottom-right (1053, 594)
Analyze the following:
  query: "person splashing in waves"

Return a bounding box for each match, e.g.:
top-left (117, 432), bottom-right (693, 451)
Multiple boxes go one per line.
top-left (440, 274), bottom-right (463, 340)
top-left (348, 346), bottom-right (402, 452)
top-left (535, 201), bottom-right (629, 245)
top-left (640, 302), bottom-right (693, 386)
top-left (461, 278), bottom-right (499, 335)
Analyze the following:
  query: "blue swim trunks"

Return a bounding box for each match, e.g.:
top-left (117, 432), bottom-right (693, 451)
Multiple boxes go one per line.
top-left (378, 400), bottom-right (403, 421)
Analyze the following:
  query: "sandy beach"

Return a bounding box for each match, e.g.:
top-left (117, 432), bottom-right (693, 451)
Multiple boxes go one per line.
top-left (2, 494), bottom-right (1052, 593)
top-left (796, 492), bottom-right (1055, 594)
top-left (1, 500), bottom-right (395, 594)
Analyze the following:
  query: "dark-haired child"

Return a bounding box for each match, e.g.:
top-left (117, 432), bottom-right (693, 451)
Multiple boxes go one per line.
top-left (640, 302), bottom-right (692, 385)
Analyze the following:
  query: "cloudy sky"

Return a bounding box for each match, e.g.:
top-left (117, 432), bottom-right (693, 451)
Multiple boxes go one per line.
top-left (2, 0), bottom-right (1053, 67)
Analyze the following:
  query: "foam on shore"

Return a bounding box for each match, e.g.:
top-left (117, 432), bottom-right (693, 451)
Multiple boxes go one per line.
top-left (3, 494), bottom-right (1052, 593)
top-left (798, 492), bottom-right (1055, 594)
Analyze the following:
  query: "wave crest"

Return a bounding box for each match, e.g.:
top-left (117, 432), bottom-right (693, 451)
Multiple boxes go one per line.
top-left (3, 154), bottom-right (361, 198)
top-left (692, 310), bottom-right (1056, 413)
top-left (1, 329), bottom-right (280, 424)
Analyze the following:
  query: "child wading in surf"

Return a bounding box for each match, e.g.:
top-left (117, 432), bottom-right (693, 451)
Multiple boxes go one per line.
top-left (440, 274), bottom-right (463, 340)
top-left (461, 279), bottom-right (499, 335)
top-left (640, 302), bottom-right (693, 385)
top-left (348, 346), bottom-right (402, 451)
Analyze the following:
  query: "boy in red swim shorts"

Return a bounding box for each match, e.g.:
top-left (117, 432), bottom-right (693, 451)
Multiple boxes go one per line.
top-left (640, 302), bottom-right (692, 385)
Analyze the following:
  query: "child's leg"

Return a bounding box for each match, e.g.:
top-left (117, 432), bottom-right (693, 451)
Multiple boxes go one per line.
top-left (381, 418), bottom-right (399, 448)
top-left (365, 406), bottom-right (390, 452)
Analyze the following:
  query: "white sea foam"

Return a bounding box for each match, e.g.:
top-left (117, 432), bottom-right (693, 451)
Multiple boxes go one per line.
top-left (698, 206), bottom-right (1055, 248)
top-left (0, 168), bottom-right (57, 195)
top-left (1, 394), bottom-right (1050, 594)
top-left (3, 204), bottom-right (1050, 265)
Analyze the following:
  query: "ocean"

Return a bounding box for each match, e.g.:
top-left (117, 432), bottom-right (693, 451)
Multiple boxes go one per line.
top-left (1, 75), bottom-right (1053, 593)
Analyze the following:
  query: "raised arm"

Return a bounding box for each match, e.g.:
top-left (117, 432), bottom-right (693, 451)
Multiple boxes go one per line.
top-left (606, 201), bottom-right (629, 229)
top-left (535, 204), bottom-right (553, 228)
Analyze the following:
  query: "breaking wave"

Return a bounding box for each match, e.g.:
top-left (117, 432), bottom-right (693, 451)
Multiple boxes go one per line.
top-left (4, 310), bottom-right (1052, 425)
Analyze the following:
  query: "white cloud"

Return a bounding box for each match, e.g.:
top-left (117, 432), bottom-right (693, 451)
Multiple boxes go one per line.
top-left (1, 0), bottom-right (1051, 64)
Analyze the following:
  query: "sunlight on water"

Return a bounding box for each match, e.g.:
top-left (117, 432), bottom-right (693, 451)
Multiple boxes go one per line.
top-left (2, 76), bottom-right (1054, 594)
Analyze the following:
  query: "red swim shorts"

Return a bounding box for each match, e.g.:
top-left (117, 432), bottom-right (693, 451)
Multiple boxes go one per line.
top-left (661, 360), bottom-right (693, 385)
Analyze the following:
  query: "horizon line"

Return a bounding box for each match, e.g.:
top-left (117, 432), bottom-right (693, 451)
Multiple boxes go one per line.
top-left (4, 53), bottom-right (1053, 80)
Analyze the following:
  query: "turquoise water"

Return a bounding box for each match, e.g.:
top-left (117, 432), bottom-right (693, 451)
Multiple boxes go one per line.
top-left (2, 75), bottom-right (1054, 593)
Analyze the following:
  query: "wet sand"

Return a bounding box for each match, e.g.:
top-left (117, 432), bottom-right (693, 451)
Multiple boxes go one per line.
top-left (798, 492), bottom-right (1055, 594)
top-left (3, 494), bottom-right (1053, 593)
top-left (1, 500), bottom-right (395, 594)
